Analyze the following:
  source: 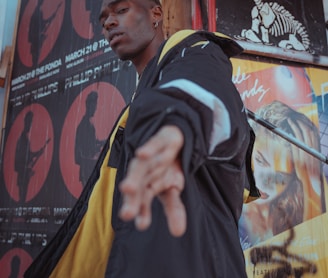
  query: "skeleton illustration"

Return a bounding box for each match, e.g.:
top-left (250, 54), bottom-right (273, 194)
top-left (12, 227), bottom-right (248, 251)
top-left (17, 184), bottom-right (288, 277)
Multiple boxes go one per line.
top-left (238, 0), bottom-right (311, 52)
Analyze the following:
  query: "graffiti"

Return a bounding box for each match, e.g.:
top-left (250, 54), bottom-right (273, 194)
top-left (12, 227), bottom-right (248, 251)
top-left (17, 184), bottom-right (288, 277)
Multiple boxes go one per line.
top-left (250, 228), bottom-right (317, 277)
top-left (232, 66), bottom-right (271, 104)
top-left (237, 0), bottom-right (311, 52)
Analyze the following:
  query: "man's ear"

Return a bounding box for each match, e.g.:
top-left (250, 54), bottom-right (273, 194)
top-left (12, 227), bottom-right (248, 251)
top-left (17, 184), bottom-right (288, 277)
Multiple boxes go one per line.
top-left (151, 4), bottom-right (163, 23)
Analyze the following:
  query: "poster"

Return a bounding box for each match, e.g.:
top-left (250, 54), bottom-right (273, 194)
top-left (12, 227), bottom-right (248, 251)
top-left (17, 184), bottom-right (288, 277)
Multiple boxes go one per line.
top-left (0, 0), bottom-right (137, 275)
top-left (232, 57), bottom-right (328, 277)
top-left (217, 0), bottom-right (328, 66)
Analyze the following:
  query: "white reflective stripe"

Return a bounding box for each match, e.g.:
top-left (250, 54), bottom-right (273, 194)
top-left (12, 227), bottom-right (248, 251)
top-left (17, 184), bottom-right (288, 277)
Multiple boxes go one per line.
top-left (159, 79), bottom-right (231, 154)
top-left (201, 41), bottom-right (210, 49)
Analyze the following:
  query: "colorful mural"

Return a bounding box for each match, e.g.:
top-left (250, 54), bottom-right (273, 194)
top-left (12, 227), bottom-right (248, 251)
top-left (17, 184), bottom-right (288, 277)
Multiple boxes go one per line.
top-left (232, 57), bottom-right (328, 277)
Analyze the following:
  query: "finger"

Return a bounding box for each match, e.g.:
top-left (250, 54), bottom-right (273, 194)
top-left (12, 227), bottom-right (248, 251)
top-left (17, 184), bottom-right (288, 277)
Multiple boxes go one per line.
top-left (159, 187), bottom-right (187, 237)
top-left (119, 126), bottom-right (184, 229)
top-left (119, 155), bottom-right (169, 223)
top-left (122, 156), bottom-right (154, 189)
top-left (150, 160), bottom-right (184, 195)
top-left (138, 152), bottom-right (180, 186)
top-left (119, 178), bottom-right (155, 224)
top-left (134, 162), bottom-right (184, 228)
top-left (120, 153), bottom-right (178, 197)
top-left (129, 162), bottom-right (184, 231)
top-left (135, 186), bottom-right (154, 231)
top-left (130, 126), bottom-right (184, 186)
top-left (119, 159), bottom-right (150, 221)
top-left (136, 135), bottom-right (166, 159)
top-left (164, 161), bottom-right (185, 192)
top-left (119, 194), bottom-right (139, 221)
top-left (119, 153), bottom-right (173, 222)
top-left (136, 143), bottom-right (180, 170)
top-left (158, 167), bottom-right (186, 236)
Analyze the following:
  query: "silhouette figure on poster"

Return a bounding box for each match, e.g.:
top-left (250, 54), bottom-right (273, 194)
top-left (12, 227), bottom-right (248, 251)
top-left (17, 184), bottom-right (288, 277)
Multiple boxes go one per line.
top-left (14, 112), bottom-right (50, 203)
top-left (75, 92), bottom-right (105, 186)
top-left (28, 0), bottom-right (62, 67)
top-left (85, 0), bottom-right (102, 36)
top-left (9, 255), bottom-right (20, 278)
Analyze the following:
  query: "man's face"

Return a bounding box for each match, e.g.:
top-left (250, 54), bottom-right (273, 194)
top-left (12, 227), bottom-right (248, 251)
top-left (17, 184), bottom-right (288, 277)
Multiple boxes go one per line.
top-left (99, 0), bottom-right (156, 60)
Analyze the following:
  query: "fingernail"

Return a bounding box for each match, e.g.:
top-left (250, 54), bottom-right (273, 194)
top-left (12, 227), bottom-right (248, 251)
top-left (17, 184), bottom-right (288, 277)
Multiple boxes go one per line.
top-left (135, 216), bottom-right (142, 228)
top-left (135, 216), bottom-right (149, 230)
top-left (120, 204), bottom-right (130, 217)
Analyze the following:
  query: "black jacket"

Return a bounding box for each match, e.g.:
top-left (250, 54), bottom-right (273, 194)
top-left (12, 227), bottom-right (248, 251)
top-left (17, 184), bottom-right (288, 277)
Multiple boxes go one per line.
top-left (25, 30), bottom-right (259, 278)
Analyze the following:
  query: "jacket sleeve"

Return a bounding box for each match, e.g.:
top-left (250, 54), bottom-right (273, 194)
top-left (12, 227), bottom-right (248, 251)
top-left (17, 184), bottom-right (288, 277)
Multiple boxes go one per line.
top-left (124, 38), bottom-right (249, 174)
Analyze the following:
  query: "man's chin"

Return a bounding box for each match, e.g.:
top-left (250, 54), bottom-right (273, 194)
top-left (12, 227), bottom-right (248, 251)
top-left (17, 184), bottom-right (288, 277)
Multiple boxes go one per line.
top-left (116, 51), bottom-right (134, 61)
top-left (117, 55), bottom-right (129, 61)
top-left (113, 46), bottom-right (136, 61)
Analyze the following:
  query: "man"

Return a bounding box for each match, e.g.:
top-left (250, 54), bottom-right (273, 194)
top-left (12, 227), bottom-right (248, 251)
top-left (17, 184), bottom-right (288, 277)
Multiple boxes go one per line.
top-left (25, 0), bottom-right (259, 277)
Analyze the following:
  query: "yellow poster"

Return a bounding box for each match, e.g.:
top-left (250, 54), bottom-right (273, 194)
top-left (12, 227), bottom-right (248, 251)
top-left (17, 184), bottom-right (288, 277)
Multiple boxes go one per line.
top-left (232, 58), bottom-right (328, 277)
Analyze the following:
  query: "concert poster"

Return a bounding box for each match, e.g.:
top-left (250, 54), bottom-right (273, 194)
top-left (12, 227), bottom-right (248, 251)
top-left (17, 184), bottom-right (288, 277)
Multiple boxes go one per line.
top-left (0, 0), bottom-right (136, 275)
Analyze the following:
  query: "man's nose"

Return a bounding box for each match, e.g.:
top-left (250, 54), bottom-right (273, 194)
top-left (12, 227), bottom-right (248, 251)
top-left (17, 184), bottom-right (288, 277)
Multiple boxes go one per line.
top-left (103, 15), bottom-right (118, 30)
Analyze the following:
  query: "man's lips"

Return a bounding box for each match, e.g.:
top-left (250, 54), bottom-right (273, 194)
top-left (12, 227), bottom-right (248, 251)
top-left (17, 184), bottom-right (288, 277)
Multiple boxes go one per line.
top-left (109, 32), bottom-right (124, 46)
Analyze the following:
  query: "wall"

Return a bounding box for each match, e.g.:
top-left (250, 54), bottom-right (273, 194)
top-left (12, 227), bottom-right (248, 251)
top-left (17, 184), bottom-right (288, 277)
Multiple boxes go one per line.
top-left (0, 0), bottom-right (327, 277)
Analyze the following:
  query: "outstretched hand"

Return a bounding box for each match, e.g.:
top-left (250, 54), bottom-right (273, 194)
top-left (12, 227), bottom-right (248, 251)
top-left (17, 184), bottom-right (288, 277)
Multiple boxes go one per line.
top-left (119, 125), bottom-right (187, 237)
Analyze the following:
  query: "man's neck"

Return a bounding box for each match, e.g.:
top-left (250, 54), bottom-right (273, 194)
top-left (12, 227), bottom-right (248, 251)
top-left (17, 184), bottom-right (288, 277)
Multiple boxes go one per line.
top-left (133, 34), bottom-right (165, 75)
